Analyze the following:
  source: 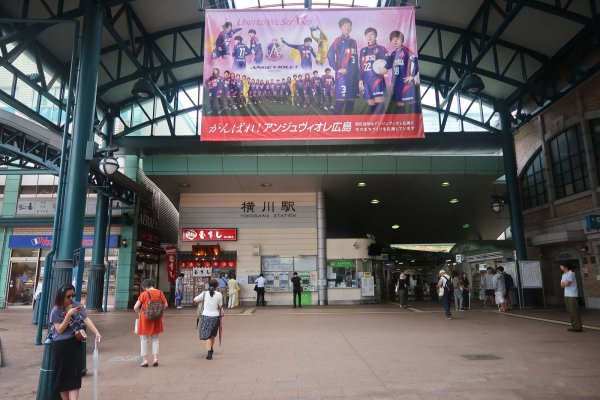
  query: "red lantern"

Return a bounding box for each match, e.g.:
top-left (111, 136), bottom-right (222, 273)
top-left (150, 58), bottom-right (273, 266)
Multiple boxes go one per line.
top-left (228, 261), bottom-right (236, 267)
top-left (204, 261), bottom-right (211, 267)
top-left (220, 261), bottom-right (227, 267)
top-left (180, 262), bottom-right (186, 268)
top-left (187, 261), bottom-right (194, 268)
top-left (212, 261), bottom-right (218, 267)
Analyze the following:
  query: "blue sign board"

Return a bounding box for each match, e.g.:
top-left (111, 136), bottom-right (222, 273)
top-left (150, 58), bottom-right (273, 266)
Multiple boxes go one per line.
top-left (585, 215), bottom-right (600, 230)
top-left (8, 235), bottom-right (120, 249)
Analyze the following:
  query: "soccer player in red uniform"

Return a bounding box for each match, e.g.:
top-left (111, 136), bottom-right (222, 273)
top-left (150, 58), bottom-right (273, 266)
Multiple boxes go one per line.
top-left (385, 30), bottom-right (420, 114)
top-left (327, 17), bottom-right (359, 115)
top-left (359, 27), bottom-right (388, 114)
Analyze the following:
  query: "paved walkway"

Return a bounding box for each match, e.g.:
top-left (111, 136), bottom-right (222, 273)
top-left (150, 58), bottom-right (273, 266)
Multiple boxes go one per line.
top-left (1, 302), bottom-right (600, 399)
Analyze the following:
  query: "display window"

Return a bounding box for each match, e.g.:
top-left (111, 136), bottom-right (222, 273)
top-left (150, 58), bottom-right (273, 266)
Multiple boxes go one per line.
top-left (327, 260), bottom-right (358, 288)
top-left (5, 247), bottom-right (119, 308)
top-left (260, 255), bottom-right (318, 292)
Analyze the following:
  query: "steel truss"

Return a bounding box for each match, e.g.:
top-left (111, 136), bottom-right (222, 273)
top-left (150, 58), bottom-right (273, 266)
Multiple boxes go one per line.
top-left (0, 0), bottom-right (598, 138)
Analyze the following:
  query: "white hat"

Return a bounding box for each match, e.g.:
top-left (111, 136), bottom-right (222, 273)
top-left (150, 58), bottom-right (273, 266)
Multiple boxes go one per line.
top-left (439, 269), bottom-right (446, 274)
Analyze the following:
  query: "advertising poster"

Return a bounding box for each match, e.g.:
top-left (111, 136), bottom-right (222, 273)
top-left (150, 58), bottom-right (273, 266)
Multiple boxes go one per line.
top-left (202, 7), bottom-right (423, 141)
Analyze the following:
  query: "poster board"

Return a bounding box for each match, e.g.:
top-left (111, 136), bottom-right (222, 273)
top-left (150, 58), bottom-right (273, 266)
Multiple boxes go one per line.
top-left (519, 261), bottom-right (543, 288)
top-left (202, 7), bottom-right (423, 141)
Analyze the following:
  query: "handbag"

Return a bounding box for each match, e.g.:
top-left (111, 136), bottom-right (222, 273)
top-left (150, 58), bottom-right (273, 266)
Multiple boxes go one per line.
top-left (437, 287), bottom-right (444, 297)
top-left (74, 329), bottom-right (87, 342)
top-left (134, 318), bottom-right (139, 334)
top-left (195, 295), bottom-right (205, 329)
top-left (299, 287), bottom-right (303, 293)
top-left (254, 284), bottom-right (258, 292)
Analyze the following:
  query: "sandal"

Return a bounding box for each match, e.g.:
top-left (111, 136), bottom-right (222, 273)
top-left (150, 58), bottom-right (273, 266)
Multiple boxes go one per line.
top-left (153, 361), bottom-right (159, 367)
top-left (140, 362), bottom-right (148, 368)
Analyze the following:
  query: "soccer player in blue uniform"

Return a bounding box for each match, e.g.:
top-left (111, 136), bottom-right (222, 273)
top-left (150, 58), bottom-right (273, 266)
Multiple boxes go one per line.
top-left (327, 17), bottom-right (359, 115)
top-left (295, 75), bottom-right (305, 107)
top-left (231, 36), bottom-right (251, 71)
top-left (359, 27), bottom-right (388, 114)
top-left (248, 29), bottom-right (264, 64)
top-left (281, 37), bottom-right (317, 71)
top-left (205, 68), bottom-right (223, 114)
top-left (212, 22), bottom-right (242, 59)
top-left (321, 68), bottom-right (335, 110)
top-left (385, 30), bottom-right (420, 114)
top-left (310, 70), bottom-right (322, 108)
top-left (222, 70), bottom-right (233, 110)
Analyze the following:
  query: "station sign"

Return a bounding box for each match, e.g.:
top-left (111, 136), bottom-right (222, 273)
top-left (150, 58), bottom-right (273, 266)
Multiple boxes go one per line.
top-left (585, 215), bottom-right (600, 230)
top-left (182, 228), bottom-right (237, 241)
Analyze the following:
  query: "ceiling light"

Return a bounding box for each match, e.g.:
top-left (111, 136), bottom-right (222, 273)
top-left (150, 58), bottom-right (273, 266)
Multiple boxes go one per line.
top-left (441, 182), bottom-right (450, 187)
top-left (462, 223), bottom-right (470, 229)
top-left (357, 182), bottom-right (367, 187)
top-left (179, 183), bottom-right (191, 188)
top-left (461, 73), bottom-right (485, 94)
top-left (370, 199), bottom-right (380, 204)
top-left (131, 78), bottom-right (154, 98)
top-left (449, 198), bottom-right (459, 204)
top-left (261, 182), bottom-right (272, 187)
top-left (391, 224), bottom-right (400, 229)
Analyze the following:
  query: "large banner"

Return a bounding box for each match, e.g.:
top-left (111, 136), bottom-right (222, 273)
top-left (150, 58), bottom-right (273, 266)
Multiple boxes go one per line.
top-left (201, 7), bottom-right (423, 141)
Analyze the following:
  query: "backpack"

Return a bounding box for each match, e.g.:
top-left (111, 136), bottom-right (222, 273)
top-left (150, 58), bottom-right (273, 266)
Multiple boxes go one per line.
top-left (144, 290), bottom-right (164, 321)
top-left (504, 273), bottom-right (514, 289)
top-left (444, 276), bottom-right (454, 295)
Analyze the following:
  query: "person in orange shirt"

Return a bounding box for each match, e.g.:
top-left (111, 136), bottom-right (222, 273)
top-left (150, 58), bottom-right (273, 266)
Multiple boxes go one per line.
top-left (134, 279), bottom-right (168, 367)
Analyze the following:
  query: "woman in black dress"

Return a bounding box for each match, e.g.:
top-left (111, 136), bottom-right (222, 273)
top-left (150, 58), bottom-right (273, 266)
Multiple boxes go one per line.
top-left (49, 283), bottom-right (102, 399)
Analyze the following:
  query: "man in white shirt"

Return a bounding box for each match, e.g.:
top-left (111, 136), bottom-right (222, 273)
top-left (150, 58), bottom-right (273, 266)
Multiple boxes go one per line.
top-left (227, 275), bottom-right (239, 308)
top-left (560, 264), bottom-right (583, 332)
top-left (255, 273), bottom-right (266, 306)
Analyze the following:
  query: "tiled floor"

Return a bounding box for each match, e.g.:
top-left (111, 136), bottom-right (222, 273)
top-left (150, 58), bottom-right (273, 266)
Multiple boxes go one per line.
top-left (1, 302), bottom-right (599, 399)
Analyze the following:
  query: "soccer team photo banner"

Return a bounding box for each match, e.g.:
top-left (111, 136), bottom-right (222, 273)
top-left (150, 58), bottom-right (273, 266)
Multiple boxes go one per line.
top-left (201, 7), bottom-right (424, 141)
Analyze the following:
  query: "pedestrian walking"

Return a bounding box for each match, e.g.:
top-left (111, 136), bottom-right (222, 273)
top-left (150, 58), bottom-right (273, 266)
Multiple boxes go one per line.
top-left (227, 274), bottom-right (239, 308)
top-left (133, 279), bottom-right (168, 367)
top-left (437, 269), bottom-right (453, 319)
top-left (560, 264), bottom-right (583, 332)
top-left (291, 272), bottom-right (302, 308)
top-left (218, 274), bottom-right (229, 305)
top-left (49, 283), bottom-right (102, 400)
top-left (194, 280), bottom-right (224, 359)
top-left (255, 273), bottom-right (266, 306)
top-left (396, 273), bottom-right (408, 308)
top-left (482, 267), bottom-right (496, 307)
top-left (460, 272), bottom-right (470, 310)
top-left (175, 273), bottom-right (184, 309)
top-left (452, 271), bottom-right (463, 311)
top-left (493, 267), bottom-right (507, 312)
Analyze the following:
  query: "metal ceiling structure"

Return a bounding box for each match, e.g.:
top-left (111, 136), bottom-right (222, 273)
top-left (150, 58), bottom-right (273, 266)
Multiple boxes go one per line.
top-left (0, 0), bottom-right (598, 244)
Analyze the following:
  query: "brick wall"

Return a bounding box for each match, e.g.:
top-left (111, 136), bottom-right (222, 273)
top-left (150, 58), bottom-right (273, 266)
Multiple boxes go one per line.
top-left (523, 206), bottom-right (551, 226)
top-left (555, 195), bottom-right (593, 217)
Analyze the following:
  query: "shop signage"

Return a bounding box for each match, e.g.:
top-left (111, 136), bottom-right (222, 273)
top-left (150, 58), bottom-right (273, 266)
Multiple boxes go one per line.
top-left (9, 235), bottom-right (120, 249)
top-left (329, 260), bottom-right (354, 268)
top-left (165, 246), bottom-right (177, 282)
top-left (193, 267), bottom-right (213, 276)
top-left (182, 228), bottom-right (237, 241)
top-left (585, 214), bottom-right (600, 230)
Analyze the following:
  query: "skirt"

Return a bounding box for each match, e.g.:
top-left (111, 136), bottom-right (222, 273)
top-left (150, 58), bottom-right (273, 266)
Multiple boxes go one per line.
top-left (199, 315), bottom-right (220, 340)
top-left (52, 337), bottom-right (84, 392)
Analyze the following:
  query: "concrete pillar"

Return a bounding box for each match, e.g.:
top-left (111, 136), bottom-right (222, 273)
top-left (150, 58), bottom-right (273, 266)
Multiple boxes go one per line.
top-left (317, 192), bottom-right (327, 305)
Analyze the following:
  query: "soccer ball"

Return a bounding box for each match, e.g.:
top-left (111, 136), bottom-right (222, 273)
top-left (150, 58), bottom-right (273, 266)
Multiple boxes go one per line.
top-left (372, 59), bottom-right (387, 74)
top-left (310, 25), bottom-right (319, 31)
